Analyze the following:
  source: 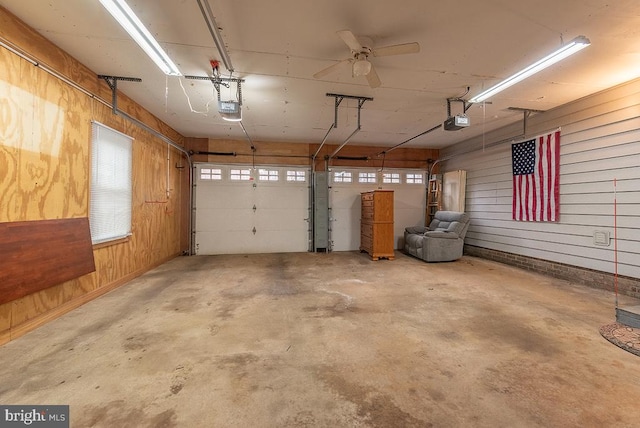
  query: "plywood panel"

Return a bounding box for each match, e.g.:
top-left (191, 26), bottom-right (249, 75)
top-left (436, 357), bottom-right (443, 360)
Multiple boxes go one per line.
top-left (0, 302), bottom-right (10, 343)
top-left (312, 144), bottom-right (438, 171)
top-left (0, 50), bottom-right (90, 222)
top-left (184, 138), bottom-right (438, 171)
top-left (0, 9), bottom-right (187, 342)
top-left (194, 138), bottom-right (311, 166)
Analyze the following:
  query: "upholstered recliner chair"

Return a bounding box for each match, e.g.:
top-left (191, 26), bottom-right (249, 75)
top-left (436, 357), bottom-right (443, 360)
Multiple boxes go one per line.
top-left (404, 211), bottom-right (470, 262)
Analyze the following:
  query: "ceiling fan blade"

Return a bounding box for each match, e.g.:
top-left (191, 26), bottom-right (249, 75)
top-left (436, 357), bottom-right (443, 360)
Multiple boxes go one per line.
top-left (366, 65), bottom-right (382, 88)
top-left (337, 29), bottom-right (364, 52)
top-left (372, 42), bottom-right (420, 57)
top-left (313, 58), bottom-right (351, 79)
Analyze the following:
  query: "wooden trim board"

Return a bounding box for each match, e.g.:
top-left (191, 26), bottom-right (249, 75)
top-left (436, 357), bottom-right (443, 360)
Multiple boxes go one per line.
top-left (0, 253), bottom-right (178, 345)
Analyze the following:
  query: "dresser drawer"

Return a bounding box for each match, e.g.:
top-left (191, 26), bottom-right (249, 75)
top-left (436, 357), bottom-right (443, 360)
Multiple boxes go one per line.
top-left (360, 235), bottom-right (372, 251)
top-left (361, 209), bottom-right (374, 220)
top-left (360, 222), bottom-right (373, 238)
top-left (361, 192), bottom-right (374, 202)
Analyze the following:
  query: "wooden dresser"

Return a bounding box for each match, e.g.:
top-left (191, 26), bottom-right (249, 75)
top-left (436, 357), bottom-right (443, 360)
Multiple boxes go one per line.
top-left (360, 190), bottom-right (395, 260)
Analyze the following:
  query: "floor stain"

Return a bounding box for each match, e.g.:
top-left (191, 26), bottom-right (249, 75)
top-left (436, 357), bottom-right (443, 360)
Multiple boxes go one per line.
top-left (216, 353), bottom-right (260, 368)
top-left (169, 364), bottom-right (192, 396)
top-left (317, 369), bottom-right (429, 428)
top-left (208, 324), bottom-right (220, 336)
top-left (123, 332), bottom-right (164, 352)
top-left (3, 252), bottom-right (640, 427)
top-left (76, 400), bottom-right (177, 428)
top-left (464, 303), bottom-right (563, 356)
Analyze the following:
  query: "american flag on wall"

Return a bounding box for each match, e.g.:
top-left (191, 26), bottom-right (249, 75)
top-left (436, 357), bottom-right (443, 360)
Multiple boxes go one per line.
top-left (512, 130), bottom-right (560, 221)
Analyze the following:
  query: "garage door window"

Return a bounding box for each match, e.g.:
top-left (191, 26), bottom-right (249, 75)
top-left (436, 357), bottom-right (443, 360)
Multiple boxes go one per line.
top-left (89, 121), bottom-right (133, 245)
top-left (201, 168), bottom-right (222, 180)
top-left (230, 169), bottom-right (251, 181)
top-left (286, 170), bottom-right (306, 182)
top-left (333, 171), bottom-right (352, 183)
top-left (358, 172), bottom-right (377, 183)
top-left (259, 169), bottom-right (279, 181)
top-left (382, 172), bottom-right (401, 184)
top-left (406, 173), bottom-right (423, 184)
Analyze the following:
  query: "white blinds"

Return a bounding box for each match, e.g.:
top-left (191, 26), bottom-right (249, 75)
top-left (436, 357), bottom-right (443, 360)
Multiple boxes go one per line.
top-left (89, 122), bottom-right (133, 244)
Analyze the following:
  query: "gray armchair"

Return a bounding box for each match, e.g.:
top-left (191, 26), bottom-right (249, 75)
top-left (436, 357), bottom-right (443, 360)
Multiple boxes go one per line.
top-left (404, 211), bottom-right (470, 262)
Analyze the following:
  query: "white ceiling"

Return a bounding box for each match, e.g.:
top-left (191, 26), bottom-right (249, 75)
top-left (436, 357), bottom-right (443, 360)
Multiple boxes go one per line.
top-left (2, 0), bottom-right (640, 149)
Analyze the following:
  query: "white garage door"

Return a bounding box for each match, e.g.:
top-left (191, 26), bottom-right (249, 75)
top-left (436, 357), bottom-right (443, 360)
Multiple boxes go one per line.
top-left (329, 168), bottom-right (426, 251)
top-left (194, 165), bottom-right (310, 255)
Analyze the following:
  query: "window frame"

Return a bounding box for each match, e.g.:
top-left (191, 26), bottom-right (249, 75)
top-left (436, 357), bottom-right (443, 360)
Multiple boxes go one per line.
top-left (405, 172), bottom-right (424, 184)
top-left (89, 121), bottom-right (133, 246)
top-left (358, 171), bottom-right (377, 184)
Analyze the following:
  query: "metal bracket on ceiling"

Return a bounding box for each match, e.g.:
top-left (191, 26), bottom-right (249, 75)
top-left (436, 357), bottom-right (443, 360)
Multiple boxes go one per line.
top-left (185, 75), bottom-right (245, 103)
top-left (446, 87), bottom-right (480, 115)
top-left (325, 93), bottom-right (373, 160)
top-left (507, 107), bottom-right (546, 135)
top-left (98, 75), bottom-right (142, 114)
top-left (326, 93), bottom-right (373, 129)
top-left (447, 98), bottom-right (473, 116)
top-left (312, 93), bottom-right (373, 162)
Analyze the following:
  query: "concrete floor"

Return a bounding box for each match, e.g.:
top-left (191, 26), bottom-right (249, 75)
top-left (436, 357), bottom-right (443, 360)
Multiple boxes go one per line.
top-left (1, 252), bottom-right (639, 427)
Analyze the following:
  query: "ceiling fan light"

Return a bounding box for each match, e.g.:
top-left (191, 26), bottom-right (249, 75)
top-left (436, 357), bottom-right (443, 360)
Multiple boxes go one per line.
top-left (353, 58), bottom-right (371, 76)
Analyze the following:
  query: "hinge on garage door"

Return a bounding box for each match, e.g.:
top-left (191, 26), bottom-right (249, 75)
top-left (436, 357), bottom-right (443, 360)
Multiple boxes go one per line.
top-left (252, 227), bottom-right (256, 235)
top-left (253, 204), bottom-right (257, 212)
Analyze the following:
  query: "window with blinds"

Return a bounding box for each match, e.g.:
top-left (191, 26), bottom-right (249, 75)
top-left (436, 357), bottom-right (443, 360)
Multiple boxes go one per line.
top-left (89, 121), bottom-right (133, 245)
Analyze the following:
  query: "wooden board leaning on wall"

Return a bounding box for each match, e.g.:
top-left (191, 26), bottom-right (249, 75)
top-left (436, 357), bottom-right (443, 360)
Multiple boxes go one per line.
top-left (0, 217), bottom-right (96, 305)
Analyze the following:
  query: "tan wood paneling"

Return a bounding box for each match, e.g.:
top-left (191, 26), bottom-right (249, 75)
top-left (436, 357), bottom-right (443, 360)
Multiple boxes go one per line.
top-left (184, 138), bottom-right (439, 170)
top-left (193, 138), bottom-right (312, 166)
top-left (2, 58), bottom-right (90, 221)
top-left (311, 144), bottom-right (438, 171)
top-left (0, 7), bottom-right (187, 342)
top-left (0, 302), bottom-right (10, 345)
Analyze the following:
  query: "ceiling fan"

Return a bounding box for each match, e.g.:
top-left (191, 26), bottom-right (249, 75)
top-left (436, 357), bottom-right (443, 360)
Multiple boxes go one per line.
top-left (313, 29), bottom-right (420, 88)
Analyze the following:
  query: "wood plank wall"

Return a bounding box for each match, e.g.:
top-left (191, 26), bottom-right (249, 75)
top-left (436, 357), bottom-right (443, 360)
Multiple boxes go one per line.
top-left (441, 78), bottom-right (640, 280)
top-left (0, 7), bottom-right (188, 344)
top-left (185, 137), bottom-right (439, 171)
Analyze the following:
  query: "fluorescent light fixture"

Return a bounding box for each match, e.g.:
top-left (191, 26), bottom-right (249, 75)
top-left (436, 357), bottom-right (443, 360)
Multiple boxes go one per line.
top-left (469, 35), bottom-right (590, 103)
top-left (196, 0), bottom-right (234, 73)
top-left (99, 0), bottom-right (181, 76)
